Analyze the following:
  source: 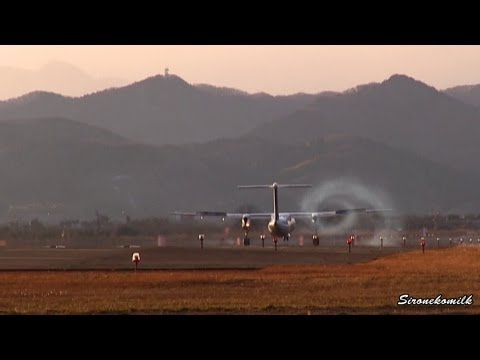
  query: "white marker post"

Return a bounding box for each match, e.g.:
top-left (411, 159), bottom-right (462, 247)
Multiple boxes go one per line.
top-left (347, 236), bottom-right (352, 253)
top-left (199, 234), bottom-right (205, 249)
top-left (132, 252), bottom-right (140, 272)
top-left (260, 234), bottom-right (265, 248)
top-left (420, 237), bottom-right (426, 254)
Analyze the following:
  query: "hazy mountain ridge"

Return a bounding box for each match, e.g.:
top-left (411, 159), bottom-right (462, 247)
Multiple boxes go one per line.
top-left (1, 118), bottom-right (478, 222)
top-left (250, 74), bottom-right (480, 175)
top-left (0, 74), bottom-right (317, 146)
top-left (444, 83), bottom-right (480, 107)
top-left (2, 73), bottom-right (480, 220)
top-left (195, 83), bottom-right (320, 101)
top-left (0, 117), bottom-right (130, 149)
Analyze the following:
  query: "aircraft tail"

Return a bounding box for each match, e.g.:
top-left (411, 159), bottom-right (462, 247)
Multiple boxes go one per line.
top-left (238, 183), bottom-right (312, 221)
top-left (238, 184), bottom-right (312, 189)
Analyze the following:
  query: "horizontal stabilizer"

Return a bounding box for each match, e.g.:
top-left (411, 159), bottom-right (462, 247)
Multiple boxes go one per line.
top-left (238, 183), bottom-right (312, 189)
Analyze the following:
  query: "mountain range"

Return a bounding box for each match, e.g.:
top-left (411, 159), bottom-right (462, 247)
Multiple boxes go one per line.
top-left (0, 74), bottom-right (316, 146)
top-left (444, 84), bottom-right (480, 108)
top-left (1, 72), bottom-right (480, 220)
top-left (251, 75), bottom-right (480, 175)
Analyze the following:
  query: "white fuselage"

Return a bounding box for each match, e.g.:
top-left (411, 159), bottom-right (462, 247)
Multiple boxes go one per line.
top-left (238, 182), bottom-right (311, 241)
top-left (268, 215), bottom-right (295, 239)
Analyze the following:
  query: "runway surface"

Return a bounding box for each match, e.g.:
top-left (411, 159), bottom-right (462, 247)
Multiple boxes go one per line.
top-left (0, 245), bottom-right (406, 270)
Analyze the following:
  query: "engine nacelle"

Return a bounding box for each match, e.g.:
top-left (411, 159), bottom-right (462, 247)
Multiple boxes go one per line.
top-left (311, 214), bottom-right (318, 223)
top-left (241, 215), bottom-right (251, 230)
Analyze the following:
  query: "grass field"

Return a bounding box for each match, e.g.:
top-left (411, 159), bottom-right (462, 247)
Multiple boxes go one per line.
top-left (1, 246), bottom-right (479, 314)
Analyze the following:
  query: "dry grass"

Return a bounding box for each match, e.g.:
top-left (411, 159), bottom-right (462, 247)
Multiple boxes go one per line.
top-left (1, 246), bottom-right (479, 314)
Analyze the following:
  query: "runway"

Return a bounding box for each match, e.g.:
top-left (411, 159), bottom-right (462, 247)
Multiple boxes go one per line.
top-left (0, 245), bottom-right (405, 270)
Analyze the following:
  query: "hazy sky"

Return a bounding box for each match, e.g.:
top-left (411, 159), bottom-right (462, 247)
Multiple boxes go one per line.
top-left (1, 45), bottom-right (480, 96)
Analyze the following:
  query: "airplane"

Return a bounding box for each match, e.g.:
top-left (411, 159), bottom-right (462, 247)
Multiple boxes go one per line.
top-left (172, 182), bottom-right (388, 250)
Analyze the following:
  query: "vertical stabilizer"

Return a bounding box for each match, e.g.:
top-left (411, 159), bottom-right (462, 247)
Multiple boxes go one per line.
top-left (238, 183), bottom-right (312, 223)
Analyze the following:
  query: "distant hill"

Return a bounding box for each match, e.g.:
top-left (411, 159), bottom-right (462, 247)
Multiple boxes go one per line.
top-left (0, 74), bottom-right (317, 146)
top-left (250, 74), bottom-right (480, 174)
top-left (0, 61), bottom-right (128, 99)
top-left (444, 84), bottom-right (480, 107)
top-left (0, 118), bottom-right (479, 222)
top-left (195, 84), bottom-right (250, 96)
top-left (195, 83), bottom-right (321, 102)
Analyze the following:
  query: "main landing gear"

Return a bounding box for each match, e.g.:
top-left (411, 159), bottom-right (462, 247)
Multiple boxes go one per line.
top-left (243, 230), bottom-right (250, 246)
top-left (312, 217), bottom-right (320, 246)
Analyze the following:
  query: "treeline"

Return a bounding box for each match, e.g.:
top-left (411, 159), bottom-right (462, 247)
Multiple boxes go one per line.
top-left (1, 214), bottom-right (480, 247)
top-left (0, 216), bottom-right (225, 247)
top-left (402, 214), bottom-right (480, 230)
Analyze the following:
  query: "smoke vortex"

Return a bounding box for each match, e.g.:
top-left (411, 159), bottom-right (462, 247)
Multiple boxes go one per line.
top-left (300, 178), bottom-right (398, 245)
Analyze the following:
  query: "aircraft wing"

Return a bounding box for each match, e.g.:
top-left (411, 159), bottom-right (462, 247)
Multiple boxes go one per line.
top-left (287, 208), bottom-right (391, 218)
top-left (170, 211), bottom-right (197, 217)
top-left (171, 211), bottom-right (272, 219)
top-left (197, 211), bottom-right (272, 219)
top-left (171, 208), bottom-right (390, 219)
